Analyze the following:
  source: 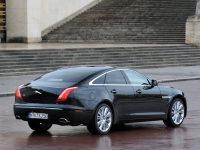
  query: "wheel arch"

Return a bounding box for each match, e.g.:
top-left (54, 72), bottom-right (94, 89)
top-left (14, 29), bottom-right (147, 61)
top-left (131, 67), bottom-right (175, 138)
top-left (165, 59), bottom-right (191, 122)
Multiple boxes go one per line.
top-left (90, 99), bottom-right (118, 125)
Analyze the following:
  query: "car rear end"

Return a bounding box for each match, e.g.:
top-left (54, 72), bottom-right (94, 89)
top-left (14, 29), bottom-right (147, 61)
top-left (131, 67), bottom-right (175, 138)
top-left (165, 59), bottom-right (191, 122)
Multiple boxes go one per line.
top-left (13, 68), bottom-right (96, 126)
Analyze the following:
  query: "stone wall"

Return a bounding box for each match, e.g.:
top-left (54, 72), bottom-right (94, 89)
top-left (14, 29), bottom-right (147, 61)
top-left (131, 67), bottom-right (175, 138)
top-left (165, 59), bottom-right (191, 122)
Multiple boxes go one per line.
top-left (186, 18), bottom-right (200, 44)
top-left (186, 0), bottom-right (200, 45)
top-left (6, 0), bottom-right (97, 43)
top-left (41, 0), bottom-right (98, 36)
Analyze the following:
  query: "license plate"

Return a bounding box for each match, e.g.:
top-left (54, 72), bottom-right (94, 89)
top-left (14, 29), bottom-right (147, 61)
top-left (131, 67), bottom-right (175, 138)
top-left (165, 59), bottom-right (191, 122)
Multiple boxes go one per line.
top-left (28, 112), bottom-right (48, 119)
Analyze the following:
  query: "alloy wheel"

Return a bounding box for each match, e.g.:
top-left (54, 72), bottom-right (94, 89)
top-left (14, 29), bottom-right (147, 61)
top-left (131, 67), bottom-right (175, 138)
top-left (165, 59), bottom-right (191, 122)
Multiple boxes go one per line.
top-left (97, 105), bottom-right (112, 133)
top-left (171, 100), bottom-right (184, 125)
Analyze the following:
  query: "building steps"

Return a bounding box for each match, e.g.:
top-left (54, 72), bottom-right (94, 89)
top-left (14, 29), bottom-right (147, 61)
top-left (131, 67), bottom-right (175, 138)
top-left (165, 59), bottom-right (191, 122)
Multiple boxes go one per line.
top-left (42, 0), bottom-right (196, 44)
top-left (0, 45), bottom-right (200, 77)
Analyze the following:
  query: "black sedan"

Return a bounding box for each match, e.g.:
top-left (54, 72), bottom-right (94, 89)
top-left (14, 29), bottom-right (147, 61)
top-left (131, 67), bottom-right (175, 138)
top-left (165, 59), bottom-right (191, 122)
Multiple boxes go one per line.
top-left (14, 66), bottom-right (187, 135)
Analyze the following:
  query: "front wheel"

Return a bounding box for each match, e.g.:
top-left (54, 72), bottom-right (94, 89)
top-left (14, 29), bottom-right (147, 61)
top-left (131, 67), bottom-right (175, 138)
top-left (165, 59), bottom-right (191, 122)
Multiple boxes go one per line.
top-left (87, 103), bottom-right (113, 135)
top-left (28, 121), bottom-right (52, 132)
top-left (163, 98), bottom-right (185, 127)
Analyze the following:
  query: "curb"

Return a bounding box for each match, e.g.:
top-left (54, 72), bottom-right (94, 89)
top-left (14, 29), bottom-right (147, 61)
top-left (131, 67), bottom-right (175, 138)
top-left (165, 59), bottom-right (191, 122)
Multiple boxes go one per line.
top-left (0, 92), bottom-right (15, 97)
top-left (0, 77), bottom-right (200, 98)
top-left (158, 76), bottom-right (200, 83)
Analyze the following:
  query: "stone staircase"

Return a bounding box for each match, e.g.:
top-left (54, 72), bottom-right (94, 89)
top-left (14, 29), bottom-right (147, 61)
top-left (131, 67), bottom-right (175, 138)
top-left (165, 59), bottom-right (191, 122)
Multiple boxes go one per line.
top-left (42, 0), bottom-right (196, 44)
top-left (1, 45), bottom-right (200, 77)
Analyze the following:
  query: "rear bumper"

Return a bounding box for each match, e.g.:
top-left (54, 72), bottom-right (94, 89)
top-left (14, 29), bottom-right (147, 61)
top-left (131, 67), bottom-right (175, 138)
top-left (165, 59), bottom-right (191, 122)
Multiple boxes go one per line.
top-left (14, 103), bottom-right (93, 125)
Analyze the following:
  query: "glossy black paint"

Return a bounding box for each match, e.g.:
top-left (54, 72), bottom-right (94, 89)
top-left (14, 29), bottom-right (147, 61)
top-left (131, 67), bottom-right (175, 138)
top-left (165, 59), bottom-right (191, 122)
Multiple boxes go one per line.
top-left (14, 66), bottom-right (187, 126)
top-left (132, 85), bottom-right (162, 119)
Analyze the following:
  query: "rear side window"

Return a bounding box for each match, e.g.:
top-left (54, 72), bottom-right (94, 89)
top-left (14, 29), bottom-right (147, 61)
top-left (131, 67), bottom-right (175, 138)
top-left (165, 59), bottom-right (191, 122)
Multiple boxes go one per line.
top-left (105, 70), bottom-right (126, 84)
top-left (93, 75), bottom-right (105, 84)
top-left (36, 69), bottom-right (94, 82)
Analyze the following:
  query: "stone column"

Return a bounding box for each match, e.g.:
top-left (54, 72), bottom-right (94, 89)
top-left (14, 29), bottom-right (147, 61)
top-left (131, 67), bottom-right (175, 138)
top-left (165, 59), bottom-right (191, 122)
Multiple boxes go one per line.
top-left (6, 0), bottom-right (41, 43)
top-left (196, 0), bottom-right (200, 16)
top-left (26, 0), bottom-right (41, 43)
top-left (186, 0), bottom-right (200, 45)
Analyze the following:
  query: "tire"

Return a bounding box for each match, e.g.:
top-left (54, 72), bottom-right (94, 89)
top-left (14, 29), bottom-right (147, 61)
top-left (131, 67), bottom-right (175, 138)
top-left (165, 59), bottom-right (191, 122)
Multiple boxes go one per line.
top-left (28, 121), bottom-right (52, 132)
top-left (87, 103), bottom-right (113, 135)
top-left (163, 98), bottom-right (185, 127)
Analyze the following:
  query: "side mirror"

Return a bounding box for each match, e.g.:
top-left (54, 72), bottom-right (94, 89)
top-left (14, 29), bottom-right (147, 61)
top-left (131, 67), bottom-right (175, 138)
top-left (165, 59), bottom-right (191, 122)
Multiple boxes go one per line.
top-left (151, 80), bottom-right (158, 86)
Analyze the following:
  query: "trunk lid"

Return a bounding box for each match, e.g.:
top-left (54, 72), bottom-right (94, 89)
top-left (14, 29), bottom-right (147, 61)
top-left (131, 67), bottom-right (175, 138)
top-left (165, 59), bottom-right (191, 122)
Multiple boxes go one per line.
top-left (20, 81), bottom-right (76, 104)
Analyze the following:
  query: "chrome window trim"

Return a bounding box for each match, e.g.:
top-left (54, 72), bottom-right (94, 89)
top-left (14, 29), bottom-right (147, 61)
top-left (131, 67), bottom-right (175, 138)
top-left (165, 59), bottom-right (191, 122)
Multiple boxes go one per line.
top-left (89, 69), bottom-right (150, 86)
top-left (89, 69), bottom-right (126, 85)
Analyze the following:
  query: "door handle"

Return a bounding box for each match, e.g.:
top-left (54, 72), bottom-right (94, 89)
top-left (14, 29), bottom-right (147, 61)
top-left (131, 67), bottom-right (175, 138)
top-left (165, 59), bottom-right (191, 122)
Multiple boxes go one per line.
top-left (111, 89), bottom-right (117, 94)
top-left (136, 89), bottom-right (142, 94)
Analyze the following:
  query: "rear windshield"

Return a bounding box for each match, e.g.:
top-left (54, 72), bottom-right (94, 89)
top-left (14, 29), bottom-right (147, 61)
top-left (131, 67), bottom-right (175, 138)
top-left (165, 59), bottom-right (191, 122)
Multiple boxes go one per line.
top-left (36, 69), bottom-right (94, 82)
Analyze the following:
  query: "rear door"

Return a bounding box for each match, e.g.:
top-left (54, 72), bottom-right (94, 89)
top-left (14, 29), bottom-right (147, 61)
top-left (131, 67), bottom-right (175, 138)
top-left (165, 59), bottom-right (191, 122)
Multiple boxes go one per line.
top-left (123, 70), bottom-right (162, 119)
top-left (104, 70), bottom-right (135, 120)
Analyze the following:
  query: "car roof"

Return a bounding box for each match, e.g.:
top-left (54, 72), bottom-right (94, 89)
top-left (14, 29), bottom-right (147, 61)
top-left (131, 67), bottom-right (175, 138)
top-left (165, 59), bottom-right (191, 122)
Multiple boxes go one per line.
top-left (57, 66), bottom-right (137, 79)
top-left (60, 66), bottom-right (131, 71)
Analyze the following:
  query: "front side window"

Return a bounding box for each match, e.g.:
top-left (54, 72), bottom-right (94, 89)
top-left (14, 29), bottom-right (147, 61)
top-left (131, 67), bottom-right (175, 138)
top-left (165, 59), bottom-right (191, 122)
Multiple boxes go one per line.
top-left (123, 70), bottom-right (149, 85)
top-left (105, 70), bottom-right (126, 84)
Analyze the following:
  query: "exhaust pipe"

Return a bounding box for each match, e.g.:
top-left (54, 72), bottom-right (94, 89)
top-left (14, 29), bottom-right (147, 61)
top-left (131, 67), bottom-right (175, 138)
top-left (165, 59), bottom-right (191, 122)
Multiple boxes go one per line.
top-left (16, 115), bottom-right (20, 119)
top-left (59, 118), bottom-right (69, 123)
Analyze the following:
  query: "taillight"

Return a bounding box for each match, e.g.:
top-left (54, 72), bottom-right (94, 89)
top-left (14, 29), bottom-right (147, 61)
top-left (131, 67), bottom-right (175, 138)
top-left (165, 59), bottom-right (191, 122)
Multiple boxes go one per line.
top-left (15, 85), bottom-right (23, 100)
top-left (56, 87), bottom-right (78, 102)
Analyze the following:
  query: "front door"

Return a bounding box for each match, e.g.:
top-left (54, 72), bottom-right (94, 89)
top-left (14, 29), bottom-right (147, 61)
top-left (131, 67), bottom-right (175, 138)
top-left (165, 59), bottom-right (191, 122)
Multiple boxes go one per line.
top-left (123, 70), bottom-right (162, 119)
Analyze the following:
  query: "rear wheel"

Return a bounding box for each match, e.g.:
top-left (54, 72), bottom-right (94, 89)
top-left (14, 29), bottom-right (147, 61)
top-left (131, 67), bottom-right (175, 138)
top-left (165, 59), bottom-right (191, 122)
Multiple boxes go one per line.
top-left (163, 98), bottom-right (185, 127)
top-left (28, 121), bottom-right (52, 132)
top-left (87, 104), bottom-right (113, 135)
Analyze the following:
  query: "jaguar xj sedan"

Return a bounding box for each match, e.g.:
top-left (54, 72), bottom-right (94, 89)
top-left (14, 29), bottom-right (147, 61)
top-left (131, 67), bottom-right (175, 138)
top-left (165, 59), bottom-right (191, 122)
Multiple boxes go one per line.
top-left (14, 66), bottom-right (187, 135)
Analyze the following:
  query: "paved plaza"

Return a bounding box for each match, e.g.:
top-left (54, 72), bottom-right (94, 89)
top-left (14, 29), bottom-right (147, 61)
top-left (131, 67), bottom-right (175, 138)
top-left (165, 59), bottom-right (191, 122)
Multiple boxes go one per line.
top-left (0, 80), bottom-right (200, 150)
top-left (0, 65), bottom-right (200, 96)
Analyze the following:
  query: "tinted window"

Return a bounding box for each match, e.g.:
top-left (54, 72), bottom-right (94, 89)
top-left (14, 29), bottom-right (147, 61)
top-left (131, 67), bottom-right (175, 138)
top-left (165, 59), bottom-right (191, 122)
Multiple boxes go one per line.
top-left (105, 70), bottom-right (126, 84)
top-left (93, 75), bottom-right (105, 84)
top-left (124, 70), bottom-right (149, 85)
top-left (36, 69), bottom-right (94, 82)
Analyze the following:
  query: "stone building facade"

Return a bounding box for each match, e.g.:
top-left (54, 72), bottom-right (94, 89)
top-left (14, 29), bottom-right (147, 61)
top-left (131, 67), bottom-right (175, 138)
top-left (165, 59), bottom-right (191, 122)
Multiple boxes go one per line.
top-left (6, 0), bottom-right (99, 43)
top-left (2, 0), bottom-right (200, 45)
